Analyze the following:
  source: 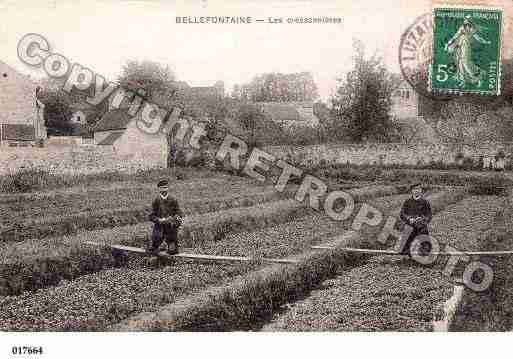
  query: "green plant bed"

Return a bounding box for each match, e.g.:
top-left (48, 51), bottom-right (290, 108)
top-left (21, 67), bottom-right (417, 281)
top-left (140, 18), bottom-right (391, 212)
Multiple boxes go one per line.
top-left (0, 194), bottom-right (410, 331)
top-left (0, 185), bottom-right (401, 298)
top-left (192, 195), bottom-right (410, 259)
top-left (1, 187), bottom-right (295, 242)
top-left (449, 193), bottom-right (513, 331)
top-left (262, 195), bottom-right (505, 331)
top-left (112, 189), bottom-right (466, 331)
top-left (0, 175), bottom-right (256, 223)
top-left (0, 167), bottom-right (233, 194)
top-left (0, 260), bottom-right (257, 331)
top-left (381, 168), bottom-right (513, 189)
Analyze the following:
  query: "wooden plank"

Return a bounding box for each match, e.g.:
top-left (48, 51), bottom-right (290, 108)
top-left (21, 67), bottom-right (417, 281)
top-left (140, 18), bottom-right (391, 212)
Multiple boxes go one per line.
top-left (311, 246), bottom-right (400, 255)
top-left (155, 251), bottom-right (299, 264)
top-left (261, 258), bottom-right (299, 264)
top-left (435, 251), bottom-right (513, 256)
top-left (311, 245), bottom-right (513, 256)
top-left (171, 253), bottom-right (253, 263)
top-left (85, 241), bottom-right (298, 264)
top-left (111, 244), bottom-right (147, 254)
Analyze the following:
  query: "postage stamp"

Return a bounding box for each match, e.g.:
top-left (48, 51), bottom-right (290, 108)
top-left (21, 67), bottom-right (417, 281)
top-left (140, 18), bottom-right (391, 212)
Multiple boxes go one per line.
top-left (430, 7), bottom-right (502, 95)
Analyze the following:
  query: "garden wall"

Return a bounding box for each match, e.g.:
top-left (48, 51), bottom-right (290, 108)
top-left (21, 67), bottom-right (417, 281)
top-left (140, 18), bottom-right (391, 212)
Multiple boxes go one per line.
top-left (3, 137), bottom-right (513, 176)
top-left (0, 143), bottom-right (166, 176)
top-left (264, 143), bottom-right (513, 168)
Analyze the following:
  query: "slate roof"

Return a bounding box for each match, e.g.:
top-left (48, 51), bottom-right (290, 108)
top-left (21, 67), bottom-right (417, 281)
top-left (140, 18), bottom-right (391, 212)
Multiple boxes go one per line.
top-left (0, 124), bottom-right (35, 141)
top-left (260, 103), bottom-right (301, 123)
top-left (93, 109), bottom-right (132, 132)
top-left (96, 131), bottom-right (124, 145)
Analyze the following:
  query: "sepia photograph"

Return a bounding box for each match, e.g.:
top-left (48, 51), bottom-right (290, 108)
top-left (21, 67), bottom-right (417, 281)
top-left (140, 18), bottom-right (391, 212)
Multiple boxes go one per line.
top-left (1, 0), bottom-right (513, 357)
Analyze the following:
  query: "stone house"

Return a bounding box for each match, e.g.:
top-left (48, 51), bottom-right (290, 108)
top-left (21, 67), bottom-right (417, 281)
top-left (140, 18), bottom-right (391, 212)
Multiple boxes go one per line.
top-left (177, 80), bottom-right (225, 99)
top-left (0, 60), bottom-right (46, 144)
top-left (390, 80), bottom-right (418, 119)
top-left (258, 101), bottom-right (320, 127)
top-left (92, 108), bottom-right (167, 167)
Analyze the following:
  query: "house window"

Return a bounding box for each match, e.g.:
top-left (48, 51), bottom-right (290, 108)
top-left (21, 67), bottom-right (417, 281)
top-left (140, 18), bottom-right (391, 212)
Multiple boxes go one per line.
top-left (404, 91), bottom-right (409, 99)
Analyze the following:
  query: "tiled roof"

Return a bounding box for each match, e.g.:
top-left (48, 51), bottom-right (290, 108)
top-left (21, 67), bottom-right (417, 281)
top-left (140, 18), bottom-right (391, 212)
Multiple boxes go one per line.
top-left (96, 131), bottom-right (124, 145)
top-left (0, 124), bottom-right (35, 141)
top-left (93, 109), bottom-right (132, 132)
top-left (260, 103), bottom-right (301, 122)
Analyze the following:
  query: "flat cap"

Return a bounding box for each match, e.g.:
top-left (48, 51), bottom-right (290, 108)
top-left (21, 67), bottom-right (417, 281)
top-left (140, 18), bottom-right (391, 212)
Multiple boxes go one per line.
top-left (409, 182), bottom-right (423, 191)
top-left (157, 179), bottom-right (169, 188)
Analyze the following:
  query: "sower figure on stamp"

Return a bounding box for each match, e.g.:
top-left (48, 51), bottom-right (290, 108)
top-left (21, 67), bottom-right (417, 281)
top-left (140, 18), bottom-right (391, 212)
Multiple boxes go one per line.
top-left (147, 179), bottom-right (184, 256)
top-left (399, 183), bottom-right (432, 257)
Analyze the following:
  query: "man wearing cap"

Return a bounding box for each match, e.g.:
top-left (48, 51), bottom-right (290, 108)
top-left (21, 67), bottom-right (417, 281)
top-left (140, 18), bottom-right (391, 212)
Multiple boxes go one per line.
top-left (399, 183), bottom-right (432, 257)
top-left (148, 179), bottom-right (184, 255)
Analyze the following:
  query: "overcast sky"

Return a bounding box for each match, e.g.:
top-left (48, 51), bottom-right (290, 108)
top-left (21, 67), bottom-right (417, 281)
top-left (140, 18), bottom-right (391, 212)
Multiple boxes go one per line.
top-left (0, 0), bottom-right (498, 100)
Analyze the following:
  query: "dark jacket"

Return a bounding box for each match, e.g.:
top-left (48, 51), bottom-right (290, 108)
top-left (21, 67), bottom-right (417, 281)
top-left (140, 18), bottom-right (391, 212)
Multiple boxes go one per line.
top-left (149, 195), bottom-right (183, 229)
top-left (400, 197), bottom-right (432, 229)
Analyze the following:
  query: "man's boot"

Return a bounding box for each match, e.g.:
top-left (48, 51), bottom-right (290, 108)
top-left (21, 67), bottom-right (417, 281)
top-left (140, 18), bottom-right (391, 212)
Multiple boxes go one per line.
top-left (167, 242), bottom-right (179, 255)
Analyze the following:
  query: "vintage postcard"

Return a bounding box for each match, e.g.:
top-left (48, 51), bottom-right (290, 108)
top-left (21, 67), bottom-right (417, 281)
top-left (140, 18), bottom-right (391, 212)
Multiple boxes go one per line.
top-left (0, 0), bottom-right (512, 358)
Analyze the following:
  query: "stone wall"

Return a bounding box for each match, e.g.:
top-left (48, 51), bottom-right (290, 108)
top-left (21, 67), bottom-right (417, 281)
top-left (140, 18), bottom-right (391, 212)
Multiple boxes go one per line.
top-left (4, 137), bottom-right (513, 177)
top-left (264, 142), bottom-right (513, 168)
top-left (0, 143), bottom-right (166, 176)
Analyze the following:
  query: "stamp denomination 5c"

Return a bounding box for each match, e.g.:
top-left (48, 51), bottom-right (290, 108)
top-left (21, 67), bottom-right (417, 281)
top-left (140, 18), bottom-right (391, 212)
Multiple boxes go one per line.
top-left (430, 7), bottom-right (502, 95)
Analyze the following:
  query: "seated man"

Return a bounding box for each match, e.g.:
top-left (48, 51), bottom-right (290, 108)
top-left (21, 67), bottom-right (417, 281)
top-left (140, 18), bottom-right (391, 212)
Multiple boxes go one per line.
top-left (399, 182), bottom-right (432, 256)
top-left (148, 179), bottom-right (184, 255)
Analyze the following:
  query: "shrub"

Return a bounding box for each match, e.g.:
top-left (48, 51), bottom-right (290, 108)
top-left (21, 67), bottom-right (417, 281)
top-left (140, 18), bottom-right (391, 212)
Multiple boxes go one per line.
top-left (0, 168), bottom-right (48, 193)
top-left (461, 157), bottom-right (475, 171)
top-left (187, 153), bottom-right (207, 168)
top-left (468, 176), bottom-right (510, 196)
top-left (0, 167), bottom-right (185, 194)
top-left (174, 150), bottom-right (188, 167)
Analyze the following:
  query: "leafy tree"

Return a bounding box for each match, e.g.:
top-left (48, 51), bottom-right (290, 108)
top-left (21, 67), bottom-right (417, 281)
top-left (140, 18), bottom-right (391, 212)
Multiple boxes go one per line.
top-left (237, 103), bottom-right (265, 146)
top-left (331, 39), bottom-right (399, 142)
top-left (118, 60), bottom-right (177, 101)
top-left (238, 72), bottom-right (319, 102)
top-left (36, 82), bottom-right (74, 135)
top-left (38, 77), bottom-right (108, 135)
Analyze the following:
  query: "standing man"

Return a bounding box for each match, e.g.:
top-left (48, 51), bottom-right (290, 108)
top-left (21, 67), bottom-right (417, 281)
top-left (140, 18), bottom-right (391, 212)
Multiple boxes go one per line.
top-left (148, 179), bottom-right (184, 255)
top-left (399, 183), bottom-right (432, 257)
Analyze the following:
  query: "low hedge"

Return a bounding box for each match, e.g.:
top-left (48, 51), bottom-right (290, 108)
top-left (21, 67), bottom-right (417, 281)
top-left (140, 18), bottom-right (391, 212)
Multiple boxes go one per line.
top-left (0, 167), bottom-right (225, 194)
top-left (112, 189), bottom-right (467, 331)
top-left (382, 169), bottom-right (513, 189)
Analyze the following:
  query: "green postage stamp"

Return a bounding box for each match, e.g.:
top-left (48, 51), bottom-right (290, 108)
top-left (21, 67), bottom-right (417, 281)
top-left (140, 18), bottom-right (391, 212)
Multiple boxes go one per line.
top-left (430, 7), bottom-right (502, 95)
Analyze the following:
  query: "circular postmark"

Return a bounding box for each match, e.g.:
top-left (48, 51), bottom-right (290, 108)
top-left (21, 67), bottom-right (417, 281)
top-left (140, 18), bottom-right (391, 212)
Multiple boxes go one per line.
top-left (399, 13), bottom-right (451, 100)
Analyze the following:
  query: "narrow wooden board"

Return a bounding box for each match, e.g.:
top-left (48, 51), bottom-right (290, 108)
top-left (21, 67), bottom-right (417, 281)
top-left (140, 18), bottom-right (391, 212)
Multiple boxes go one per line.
top-left (311, 246), bottom-right (400, 255)
top-left (311, 245), bottom-right (513, 256)
top-left (86, 241), bottom-right (298, 264)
